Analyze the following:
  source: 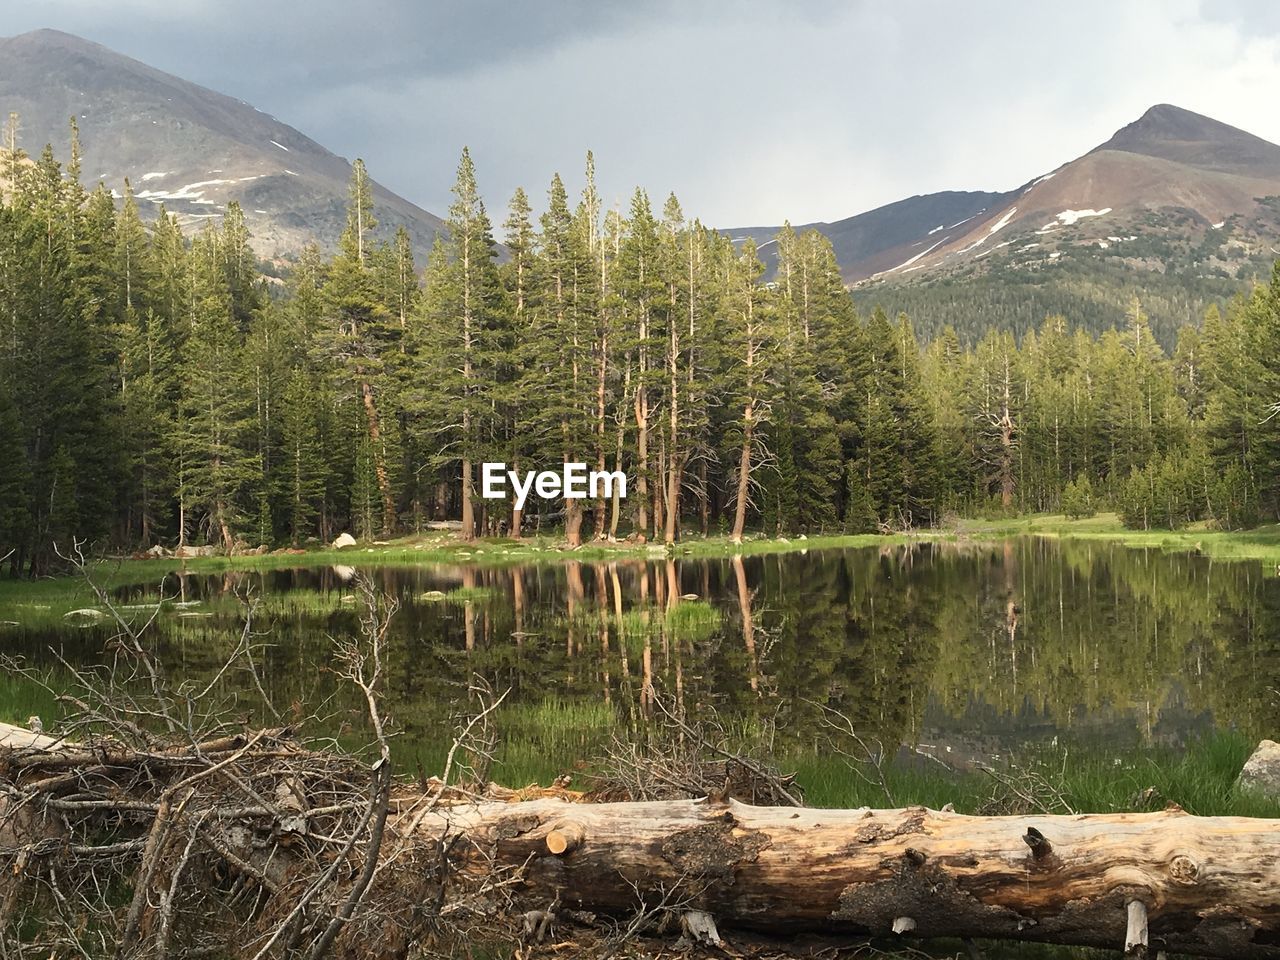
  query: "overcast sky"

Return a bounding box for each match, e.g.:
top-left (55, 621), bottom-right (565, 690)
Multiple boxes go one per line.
top-left (5, 0), bottom-right (1280, 227)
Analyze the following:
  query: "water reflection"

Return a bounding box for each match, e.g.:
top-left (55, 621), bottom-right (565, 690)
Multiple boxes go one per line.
top-left (13, 540), bottom-right (1280, 763)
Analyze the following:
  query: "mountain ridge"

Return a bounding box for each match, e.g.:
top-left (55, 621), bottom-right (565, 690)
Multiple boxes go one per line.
top-left (728, 103), bottom-right (1280, 289)
top-left (0, 28), bottom-right (445, 261)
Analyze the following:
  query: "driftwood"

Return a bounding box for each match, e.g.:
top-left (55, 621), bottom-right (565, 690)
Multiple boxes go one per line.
top-left (4, 721), bottom-right (1280, 958)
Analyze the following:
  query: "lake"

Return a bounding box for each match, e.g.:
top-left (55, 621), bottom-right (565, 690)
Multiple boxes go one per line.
top-left (5, 538), bottom-right (1278, 803)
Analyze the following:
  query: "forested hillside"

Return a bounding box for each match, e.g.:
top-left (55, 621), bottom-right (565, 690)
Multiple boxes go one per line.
top-left (3, 120), bottom-right (1280, 576)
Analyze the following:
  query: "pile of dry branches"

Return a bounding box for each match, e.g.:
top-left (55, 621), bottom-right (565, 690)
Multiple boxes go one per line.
top-left (0, 546), bottom-right (524, 960)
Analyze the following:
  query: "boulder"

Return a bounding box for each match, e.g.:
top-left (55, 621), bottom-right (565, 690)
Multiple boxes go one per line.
top-left (1238, 740), bottom-right (1280, 799)
top-left (332, 532), bottom-right (357, 550)
top-left (63, 608), bottom-right (104, 621)
top-left (143, 544), bottom-right (169, 558)
top-left (174, 544), bottom-right (217, 558)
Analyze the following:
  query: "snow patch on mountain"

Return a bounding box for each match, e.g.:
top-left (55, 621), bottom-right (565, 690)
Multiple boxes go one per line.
top-left (957, 206), bottom-right (1018, 254)
top-left (1054, 208), bottom-right (1113, 225)
top-left (886, 236), bottom-right (950, 273)
top-left (136, 175), bottom-right (263, 203)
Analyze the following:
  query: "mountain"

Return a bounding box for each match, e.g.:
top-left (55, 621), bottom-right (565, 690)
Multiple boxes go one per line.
top-left (728, 190), bottom-right (1007, 282)
top-left (884, 105), bottom-right (1280, 278)
top-left (730, 105), bottom-right (1280, 345)
top-left (0, 28), bottom-right (444, 261)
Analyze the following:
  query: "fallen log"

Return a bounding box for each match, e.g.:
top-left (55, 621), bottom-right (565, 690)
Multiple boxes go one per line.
top-left (5, 720), bottom-right (1280, 958)
top-left (410, 794), bottom-right (1280, 957)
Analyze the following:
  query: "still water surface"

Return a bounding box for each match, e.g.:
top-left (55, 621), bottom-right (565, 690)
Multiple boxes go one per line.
top-left (9, 539), bottom-right (1279, 776)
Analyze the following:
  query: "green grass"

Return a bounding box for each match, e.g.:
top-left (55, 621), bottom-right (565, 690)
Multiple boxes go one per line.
top-left (0, 671), bottom-right (63, 728)
top-left (444, 585), bottom-right (498, 603)
top-left (69, 529), bottom-right (923, 579)
top-left (664, 600), bottom-right (721, 642)
top-left (616, 609), bottom-right (656, 649)
top-left (949, 512), bottom-right (1280, 564)
top-left (7, 515), bottom-right (1278, 597)
top-left (607, 601), bottom-right (722, 653)
top-left (391, 697), bottom-right (617, 787)
top-left (788, 731), bottom-right (1280, 817)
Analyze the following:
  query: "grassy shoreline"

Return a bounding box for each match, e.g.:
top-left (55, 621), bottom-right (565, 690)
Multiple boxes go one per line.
top-left (93, 511), bottom-right (1280, 576)
top-left (3, 514), bottom-right (1277, 616)
top-left (946, 512), bottom-right (1280, 563)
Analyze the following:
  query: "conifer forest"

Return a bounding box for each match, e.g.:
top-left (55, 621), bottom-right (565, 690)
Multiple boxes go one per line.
top-left (3, 123), bottom-right (1280, 577)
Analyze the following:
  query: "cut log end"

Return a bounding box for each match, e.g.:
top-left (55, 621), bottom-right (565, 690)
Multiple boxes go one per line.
top-left (544, 819), bottom-right (585, 856)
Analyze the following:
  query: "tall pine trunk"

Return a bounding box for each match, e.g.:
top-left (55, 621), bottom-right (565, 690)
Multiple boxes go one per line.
top-left (460, 457), bottom-right (474, 539)
top-left (594, 332), bottom-right (608, 539)
top-left (731, 293), bottom-right (759, 544)
top-left (634, 382), bottom-right (649, 537)
top-left (359, 379), bottom-right (396, 535)
top-left (664, 315), bottom-right (682, 546)
top-left (731, 404), bottom-right (754, 543)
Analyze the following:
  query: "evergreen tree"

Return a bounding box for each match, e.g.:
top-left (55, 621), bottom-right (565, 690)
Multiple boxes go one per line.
top-left (177, 226), bottom-right (258, 550)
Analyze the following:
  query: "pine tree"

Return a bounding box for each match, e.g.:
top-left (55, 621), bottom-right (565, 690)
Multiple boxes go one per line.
top-left (177, 227), bottom-right (258, 549)
top-left (321, 159), bottom-right (399, 535)
top-left (967, 329), bottom-right (1022, 511)
top-left (280, 368), bottom-right (326, 544)
top-left (417, 148), bottom-right (506, 540)
top-left (499, 187), bottom-right (541, 537)
top-left (723, 240), bottom-right (770, 542)
top-left (614, 189), bottom-right (663, 538)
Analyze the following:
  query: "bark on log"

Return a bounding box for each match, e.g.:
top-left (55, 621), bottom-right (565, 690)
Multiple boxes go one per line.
top-left (412, 796), bottom-right (1280, 958)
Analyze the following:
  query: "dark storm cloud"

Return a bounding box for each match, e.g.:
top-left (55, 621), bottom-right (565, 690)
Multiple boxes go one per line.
top-left (3, 0), bottom-right (1280, 229)
top-left (3, 0), bottom-right (648, 82)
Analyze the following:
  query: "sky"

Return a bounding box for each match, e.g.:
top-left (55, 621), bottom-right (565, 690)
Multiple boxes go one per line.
top-left (4, 0), bottom-right (1280, 228)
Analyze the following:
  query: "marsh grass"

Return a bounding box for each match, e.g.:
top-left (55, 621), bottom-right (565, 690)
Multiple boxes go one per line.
top-left (663, 600), bottom-right (721, 642)
top-left (0, 671), bottom-right (62, 728)
top-left (392, 698), bottom-right (617, 787)
top-left (789, 731), bottom-right (1279, 817)
top-left (444, 585), bottom-right (499, 603)
top-left (5, 514), bottom-right (1280, 596)
top-left (383, 719), bottom-right (1280, 828)
top-left (607, 600), bottom-right (723, 654)
top-left (952, 513), bottom-right (1280, 564)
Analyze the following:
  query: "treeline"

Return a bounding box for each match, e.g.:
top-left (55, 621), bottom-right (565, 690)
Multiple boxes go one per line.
top-left (2, 123), bottom-right (1280, 574)
top-left (855, 257), bottom-right (1246, 352)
